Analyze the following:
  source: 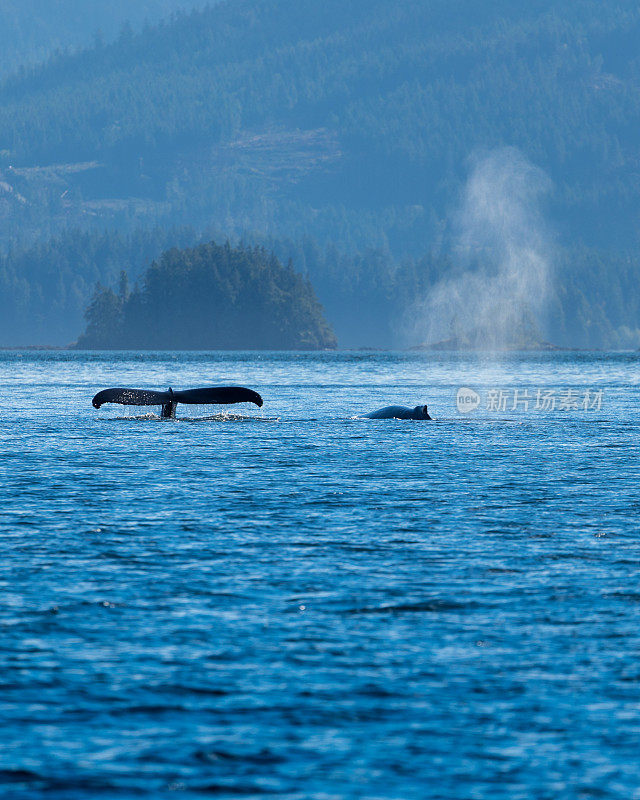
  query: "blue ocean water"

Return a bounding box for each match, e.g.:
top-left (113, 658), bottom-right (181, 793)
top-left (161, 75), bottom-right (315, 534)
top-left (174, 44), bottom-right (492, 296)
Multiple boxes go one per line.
top-left (1, 350), bottom-right (639, 800)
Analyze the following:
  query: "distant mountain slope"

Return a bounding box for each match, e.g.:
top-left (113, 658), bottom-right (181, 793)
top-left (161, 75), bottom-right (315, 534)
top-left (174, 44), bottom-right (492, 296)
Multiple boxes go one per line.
top-left (1, 0), bottom-right (640, 253)
top-left (0, 0), bottom-right (218, 77)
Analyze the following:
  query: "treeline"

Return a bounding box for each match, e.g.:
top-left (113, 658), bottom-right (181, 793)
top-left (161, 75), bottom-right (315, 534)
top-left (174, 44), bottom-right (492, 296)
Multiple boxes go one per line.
top-left (0, 0), bottom-right (215, 77)
top-left (0, 226), bottom-right (197, 345)
top-left (1, 0), bottom-right (640, 253)
top-left (76, 241), bottom-right (337, 350)
top-left (1, 225), bottom-right (637, 349)
top-left (266, 238), bottom-right (640, 349)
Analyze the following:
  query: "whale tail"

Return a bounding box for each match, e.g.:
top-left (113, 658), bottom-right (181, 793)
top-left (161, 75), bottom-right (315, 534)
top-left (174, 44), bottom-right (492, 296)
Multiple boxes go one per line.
top-left (161, 388), bottom-right (177, 419)
top-left (92, 385), bottom-right (263, 417)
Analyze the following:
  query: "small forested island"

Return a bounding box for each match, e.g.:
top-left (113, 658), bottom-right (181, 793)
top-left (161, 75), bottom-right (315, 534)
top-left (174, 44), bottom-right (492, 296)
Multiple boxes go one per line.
top-left (75, 241), bottom-right (337, 350)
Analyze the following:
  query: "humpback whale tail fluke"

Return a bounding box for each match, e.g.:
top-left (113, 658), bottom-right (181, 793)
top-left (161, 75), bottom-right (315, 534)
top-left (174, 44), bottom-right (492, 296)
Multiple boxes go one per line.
top-left (92, 385), bottom-right (263, 418)
top-left (162, 388), bottom-right (176, 419)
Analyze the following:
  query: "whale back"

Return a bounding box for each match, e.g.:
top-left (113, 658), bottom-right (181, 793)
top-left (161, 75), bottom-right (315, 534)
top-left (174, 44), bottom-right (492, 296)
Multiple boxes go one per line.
top-left (365, 405), bottom-right (406, 419)
top-left (365, 404), bottom-right (429, 420)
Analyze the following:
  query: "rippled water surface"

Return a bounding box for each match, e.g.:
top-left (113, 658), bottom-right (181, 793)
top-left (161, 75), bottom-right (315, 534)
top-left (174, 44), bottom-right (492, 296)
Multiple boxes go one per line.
top-left (1, 350), bottom-right (640, 799)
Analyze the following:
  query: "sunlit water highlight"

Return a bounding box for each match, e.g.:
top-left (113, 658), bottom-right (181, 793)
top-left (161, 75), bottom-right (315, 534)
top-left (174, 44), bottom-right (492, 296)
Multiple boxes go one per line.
top-left (1, 350), bottom-right (639, 799)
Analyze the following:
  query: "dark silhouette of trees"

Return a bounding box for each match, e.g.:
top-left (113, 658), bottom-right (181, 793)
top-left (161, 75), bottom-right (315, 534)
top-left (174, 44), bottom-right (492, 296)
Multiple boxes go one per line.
top-left (76, 240), bottom-right (337, 350)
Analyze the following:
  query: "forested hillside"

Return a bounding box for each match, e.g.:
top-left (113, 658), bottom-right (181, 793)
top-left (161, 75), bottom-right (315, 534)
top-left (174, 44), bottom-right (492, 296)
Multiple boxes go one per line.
top-left (2, 0), bottom-right (640, 253)
top-left (0, 0), bottom-right (216, 77)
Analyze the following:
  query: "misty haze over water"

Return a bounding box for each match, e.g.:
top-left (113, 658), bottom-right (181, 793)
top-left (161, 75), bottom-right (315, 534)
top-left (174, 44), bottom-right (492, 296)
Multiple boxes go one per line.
top-left (1, 0), bottom-right (640, 348)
